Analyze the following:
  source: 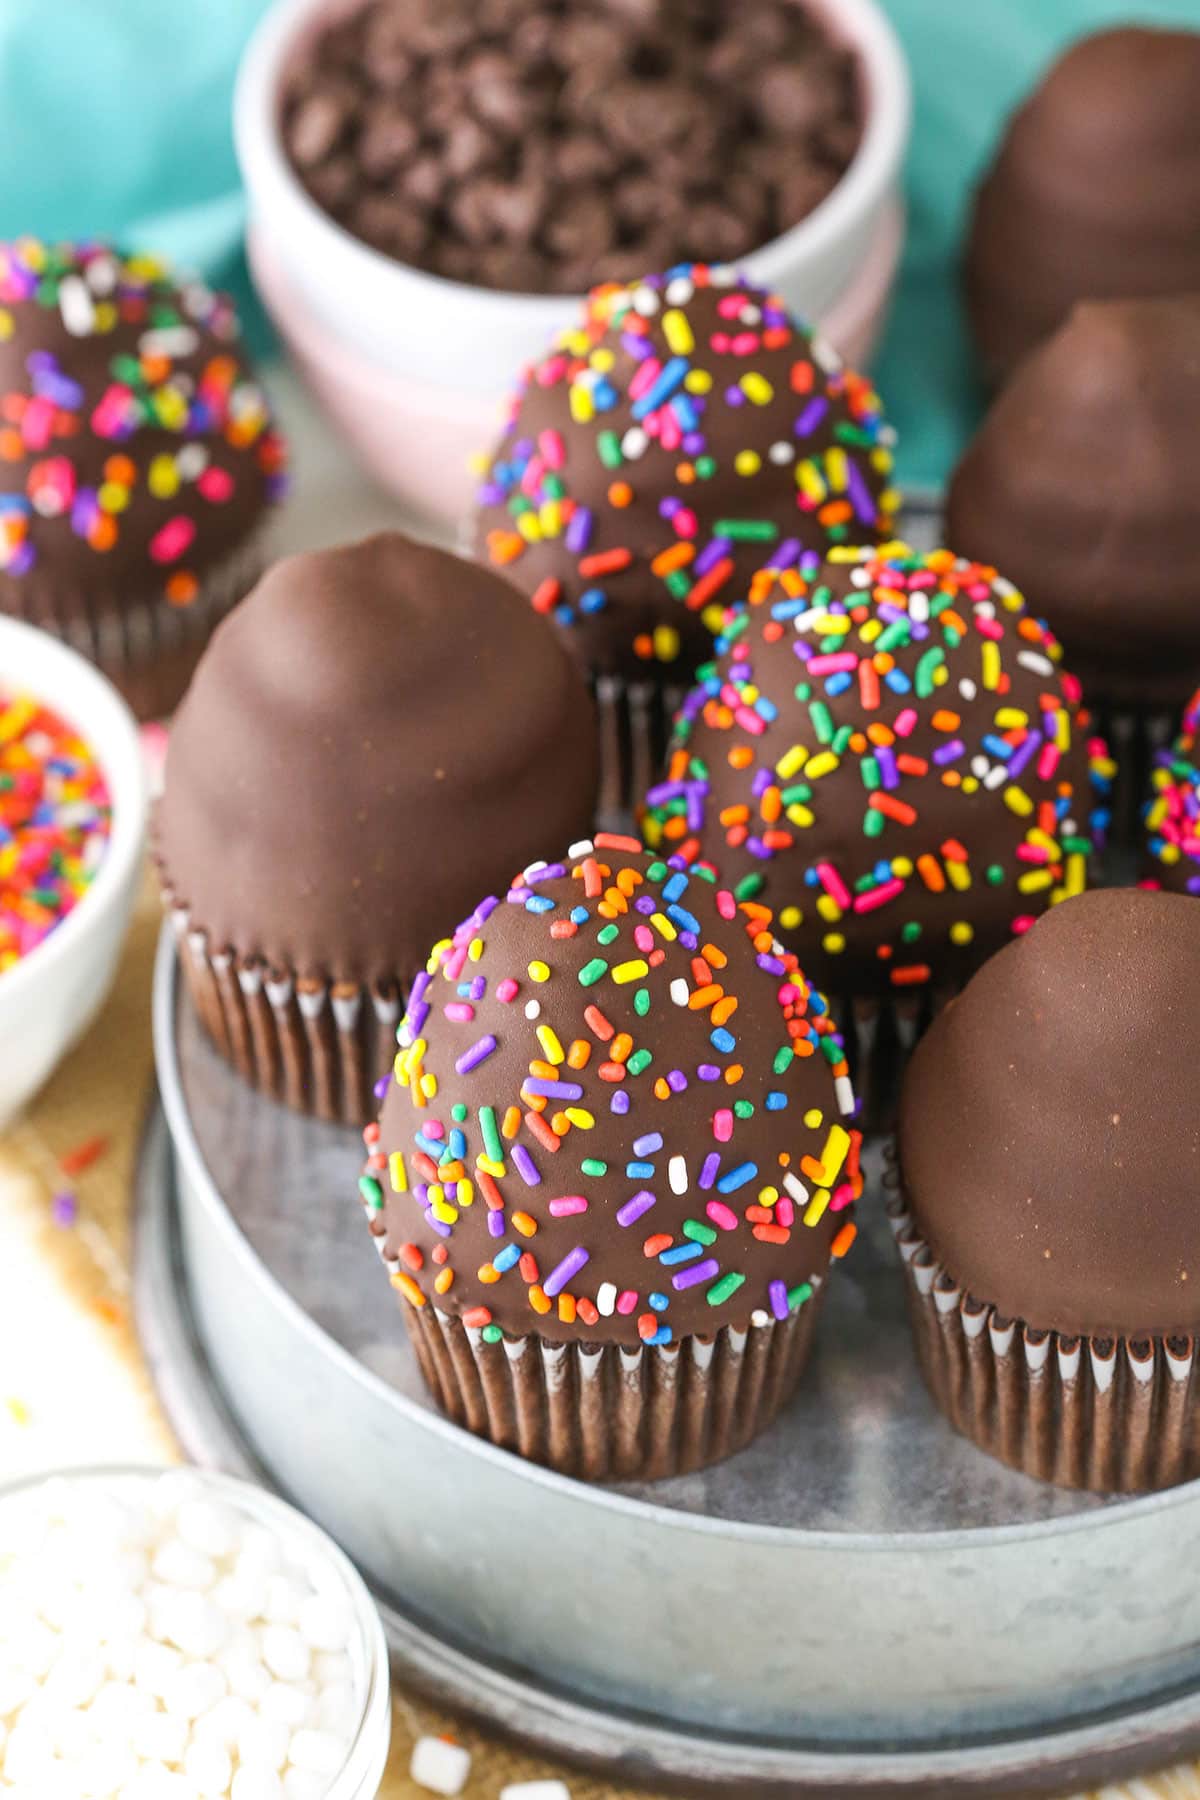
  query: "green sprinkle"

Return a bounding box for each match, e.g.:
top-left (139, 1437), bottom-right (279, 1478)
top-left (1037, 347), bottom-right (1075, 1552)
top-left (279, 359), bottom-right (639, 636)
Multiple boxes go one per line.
top-left (781, 782), bottom-right (811, 805)
top-left (683, 1219), bottom-right (718, 1246)
top-left (733, 1099), bottom-right (754, 1119)
top-left (691, 863), bottom-right (717, 884)
top-left (452, 1103), bottom-right (468, 1123)
top-left (695, 455), bottom-right (716, 479)
top-left (831, 725), bottom-right (854, 756)
top-left (581, 1158), bottom-right (607, 1177)
top-left (1062, 835), bottom-right (1093, 855)
top-left (479, 1106), bottom-right (503, 1164)
top-left (985, 864), bottom-right (1006, 885)
top-left (578, 958), bottom-right (608, 987)
top-left (597, 922), bottom-right (620, 945)
top-left (901, 921), bottom-right (922, 943)
top-left (665, 570), bottom-right (691, 599)
top-left (721, 611), bottom-right (750, 644)
top-left (787, 1281), bottom-right (814, 1313)
top-left (712, 518), bottom-right (779, 542)
top-left (773, 1046), bottom-right (794, 1076)
top-left (597, 430), bottom-right (623, 468)
top-left (358, 1175), bottom-right (383, 1210)
top-left (647, 860), bottom-right (668, 881)
top-left (794, 681), bottom-right (812, 702)
top-left (706, 1271), bottom-right (747, 1307)
top-left (543, 473), bottom-right (565, 499)
top-left (863, 808), bottom-right (885, 838)
top-left (634, 988), bottom-right (651, 1016)
top-left (734, 871), bottom-right (766, 900)
top-left (820, 1037), bottom-right (842, 1067)
top-left (627, 1048), bottom-right (653, 1075)
top-left (808, 700), bottom-right (834, 744)
top-left (914, 647), bottom-right (945, 698)
top-left (482, 1323), bottom-right (504, 1344)
top-left (876, 620), bottom-right (911, 654)
top-left (861, 756), bottom-right (880, 791)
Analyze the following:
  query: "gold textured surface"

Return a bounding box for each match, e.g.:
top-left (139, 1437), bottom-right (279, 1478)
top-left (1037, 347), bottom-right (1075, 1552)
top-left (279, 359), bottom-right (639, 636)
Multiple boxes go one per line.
top-left (0, 865), bottom-right (1193, 1800)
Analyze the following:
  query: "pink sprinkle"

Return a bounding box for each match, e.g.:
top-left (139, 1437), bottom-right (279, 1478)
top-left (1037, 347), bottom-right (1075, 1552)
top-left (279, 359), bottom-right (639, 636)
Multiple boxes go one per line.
top-left (659, 412), bottom-right (682, 452)
top-left (1062, 672), bottom-right (1082, 705)
top-left (734, 707), bottom-right (766, 735)
top-left (730, 331), bottom-right (758, 356)
top-left (538, 428), bottom-right (565, 470)
top-left (776, 1197), bottom-right (795, 1228)
top-left (634, 923), bottom-right (654, 953)
top-left (444, 1003), bottom-right (474, 1022)
top-left (807, 653), bottom-right (858, 677)
top-left (815, 861), bottom-right (851, 910)
top-left (894, 708), bottom-right (918, 738)
top-left (148, 516), bottom-right (196, 564)
top-left (706, 1200), bottom-right (739, 1232)
top-left (675, 508), bottom-right (698, 539)
top-left (629, 356), bottom-right (662, 401)
top-left (713, 1108), bottom-right (733, 1142)
top-left (496, 978), bottom-right (519, 1003)
top-left (539, 355), bottom-right (569, 386)
top-left (715, 889), bottom-right (736, 920)
top-left (716, 295), bottom-right (743, 319)
top-left (1036, 745), bottom-right (1060, 782)
top-left (197, 466), bottom-right (234, 504)
top-left (831, 1183), bottom-right (856, 1213)
top-left (616, 1289), bottom-right (639, 1315)
top-left (21, 395), bottom-right (56, 451)
top-left (519, 454), bottom-right (545, 497)
top-left (976, 616), bottom-right (1005, 641)
top-left (444, 944), bottom-right (468, 981)
top-left (1015, 844), bottom-right (1049, 865)
top-left (854, 878), bottom-right (905, 914)
top-left (549, 1195), bottom-right (588, 1217)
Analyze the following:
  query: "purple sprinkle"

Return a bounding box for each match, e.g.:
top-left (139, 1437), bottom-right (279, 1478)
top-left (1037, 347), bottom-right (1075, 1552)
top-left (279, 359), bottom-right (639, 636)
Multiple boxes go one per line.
top-left (424, 1210), bottom-right (452, 1240)
top-left (525, 863), bottom-right (567, 886)
top-left (679, 931), bottom-right (698, 949)
top-left (634, 894), bottom-right (655, 914)
top-left (695, 536), bottom-right (733, 577)
top-left (681, 431), bottom-right (706, 456)
top-left (699, 1152), bottom-right (721, 1191)
top-left (751, 767), bottom-right (773, 800)
top-left (672, 1258), bottom-right (720, 1291)
top-left (875, 745), bottom-right (899, 790)
top-left (373, 1075), bottom-right (391, 1100)
top-left (667, 1069), bottom-right (687, 1093)
top-left (512, 1144), bottom-right (540, 1186)
top-left (769, 1279), bottom-right (790, 1322)
top-left (795, 397), bottom-right (829, 436)
top-left (724, 384), bottom-right (744, 407)
top-left (467, 976), bottom-right (486, 1000)
top-left (698, 1064), bottom-right (720, 1082)
top-left (455, 1035), bottom-right (497, 1075)
top-left (523, 1078), bottom-right (583, 1101)
top-left (617, 1190), bottom-right (657, 1227)
top-left (476, 895), bottom-right (500, 923)
top-left (846, 457), bottom-right (877, 523)
top-left (544, 1246), bottom-right (590, 1298)
top-left (565, 506), bottom-right (593, 554)
top-left (768, 536), bottom-right (802, 571)
top-left (659, 496), bottom-right (680, 520)
top-left (1006, 731), bottom-right (1042, 781)
top-left (611, 1089), bottom-right (631, 1115)
top-left (407, 1000), bottom-right (430, 1037)
top-left (51, 1191), bottom-right (77, 1227)
top-left (932, 739), bottom-right (964, 766)
top-left (487, 1211), bottom-right (506, 1238)
top-left (476, 481), bottom-right (505, 507)
top-left (633, 1132), bottom-right (663, 1157)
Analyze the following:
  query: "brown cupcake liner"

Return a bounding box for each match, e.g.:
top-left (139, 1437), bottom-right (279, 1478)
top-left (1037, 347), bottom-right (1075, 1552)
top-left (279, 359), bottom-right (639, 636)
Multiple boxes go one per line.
top-left (888, 1191), bottom-right (1200, 1493)
top-left (390, 1284), bottom-right (822, 1482)
top-left (830, 981), bottom-right (958, 1135)
top-left (4, 529), bottom-right (265, 720)
top-left (1095, 698), bottom-right (1175, 855)
top-left (169, 904), bottom-right (402, 1127)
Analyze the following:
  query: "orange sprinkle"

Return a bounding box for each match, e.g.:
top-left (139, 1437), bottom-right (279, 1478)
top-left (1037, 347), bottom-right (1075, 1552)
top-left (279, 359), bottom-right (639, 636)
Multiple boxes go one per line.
top-left (869, 792), bottom-right (917, 826)
top-left (525, 1110), bottom-right (561, 1152)
top-left (558, 1294), bottom-right (577, 1325)
top-left (685, 557), bottom-right (735, 611)
top-left (610, 1032), bottom-right (633, 1065)
top-left (831, 1223), bottom-right (858, 1259)
top-left (567, 1038), bottom-right (591, 1069)
top-left (528, 1286), bottom-right (552, 1315)
top-left (390, 1272), bottom-right (426, 1308)
top-left (584, 1004), bottom-right (614, 1041)
top-left (688, 983), bottom-right (724, 1010)
top-left (644, 1233), bottom-right (673, 1257)
top-left (650, 540), bottom-right (695, 577)
top-left (434, 1268), bottom-right (454, 1296)
top-left (512, 1211), bottom-right (537, 1238)
top-left (916, 854), bottom-right (945, 892)
top-left (478, 1263), bottom-right (502, 1284)
top-left (578, 548), bottom-right (632, 578)
top-left (608, 481), bottom-right (634, 508)
top-left (890, 964), bottom-right (932, 988)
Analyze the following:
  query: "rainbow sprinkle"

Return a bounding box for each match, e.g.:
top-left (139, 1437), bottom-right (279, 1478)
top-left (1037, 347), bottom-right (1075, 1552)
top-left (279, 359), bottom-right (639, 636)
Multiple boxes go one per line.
top-left (475, 262), bottom-right (899, 668)
top-left (359, 835), bottom-right (862, 1346)
top-left (0, 238), bottom-right (287, 605)
top-left (1143, 687), bottom-right (1200, 894)
top-left (0, 689), bottom-right (111, 971)
top-left (644, 545), bottom-right (1115, 992)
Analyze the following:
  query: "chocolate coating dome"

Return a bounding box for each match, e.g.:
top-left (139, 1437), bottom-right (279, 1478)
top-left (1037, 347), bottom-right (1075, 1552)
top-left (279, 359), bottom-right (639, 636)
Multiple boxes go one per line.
top-left (899, 887), bottom-right (1200, 1339)
top-left (0, 240), bottom-right (284, 619)
top-left (471, 262), bottom-right (898, 684)
top-left (155, 532), bottom-right (599, 988)
top-left (644, 545), bottom-right (1111, 999)
top-left (947, 296), bottom-right (1200, 700)
top-left (965, 26), bottom-right (1200, 385)
top-left (363, 837), bottom-right (862, 1347)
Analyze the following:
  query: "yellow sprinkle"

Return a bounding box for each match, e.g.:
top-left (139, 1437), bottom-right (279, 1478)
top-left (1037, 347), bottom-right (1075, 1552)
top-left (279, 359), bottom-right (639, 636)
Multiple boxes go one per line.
top-left (430, 1197), bottom-right (458, 1226)
top-left (785, 804), bottom-right (814, 828)
top-left (468, 937), bottom-right (484, 962)
top-left (0, 309), bottom-right (13, 341)
top-left (740, 372), bottom-right (773, 405)
top-left (537, 1025), bottom-right (565, 1065)
top-left (591, 347), bottom-right (615, 372)
top-left (758, 1186), bottom-right (779, 1206)
top-left (779, 905), bottom-right (803, 930)
top-left (949, 921), bottom-right (974, 945)
top-left (945, 859), bottom-right (971, 892)
top-left (822, 932), bottom-right (846, 955)
top-left (735, 450), bottom-right (762, 476)
top-left (612, 959), bottom-right (649, 984)
top-left (981, 641), bottom-right (1001, 690)
top-left (803, 1108), bottom-right (824, 1129)
top-left (803, 1189), bottom-right (831, 1228)
top-left (796, 460), bottom-right (827, 501)
top-left (805, 751), bottom-right (839, 781)
top-left (569, 384), bottom-right (595, 425)
top-left (539, 499), bottom-right (562, 537)
top-left (653, 623), bottom-right (681, 662)
top-left (824, 446), bottom-right (848, 492)
top-left (994, 708), bottom-right (1028, 729)
top-left (564, 1107), bottom-right (595, 1129)
top-left (891, 856), bottom-right (914, 878)
top-left (1017, 869), bottom-right (1055, 895)
top-left (1064, 852), bottom-right (1087, 897)
top-left (650, 911), bottom-right (678, 941)
top-left (517, 512), bottom-right (542, 544)
top-left (528, 960), bottom-right (550, 982)
top-left (775, 744), bottom-right (807, 779)
top-left (388, 1152), bottom-right (407, 1194)
top-left (816, 893), bottom-right (843, 923)
top-left (457, 1179), bottom-right (474, 1208)
top-left (663, 308), bottom-right (695, 355)
top-left (1003, 786), bottom-right (1034, 818)
top-left (419, 1072), bottom-right (438, 1099)
top-left (475, 1154), bottom-right (506, 1178)
top-left (819, 1125), bottom-right (851, 1185)
top-left (684, 368), bottom-right (713, 393)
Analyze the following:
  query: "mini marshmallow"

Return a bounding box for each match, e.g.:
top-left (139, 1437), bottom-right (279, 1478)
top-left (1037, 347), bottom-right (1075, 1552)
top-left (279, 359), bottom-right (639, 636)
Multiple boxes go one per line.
top-left (500, 1783), bottom-right (574, 1800)
top-left (410, 1733), bottom-right (472, 1796)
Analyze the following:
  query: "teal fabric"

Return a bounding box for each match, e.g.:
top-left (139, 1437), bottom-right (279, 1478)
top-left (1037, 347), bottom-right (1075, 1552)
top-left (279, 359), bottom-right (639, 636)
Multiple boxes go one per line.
top-left (4, 0), bottom-right (1200, 478)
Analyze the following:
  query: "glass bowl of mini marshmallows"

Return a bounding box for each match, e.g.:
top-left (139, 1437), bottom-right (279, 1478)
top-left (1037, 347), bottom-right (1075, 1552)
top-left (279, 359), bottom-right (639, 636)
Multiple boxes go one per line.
top-left (0, 1465), bottom-right (390, 1799)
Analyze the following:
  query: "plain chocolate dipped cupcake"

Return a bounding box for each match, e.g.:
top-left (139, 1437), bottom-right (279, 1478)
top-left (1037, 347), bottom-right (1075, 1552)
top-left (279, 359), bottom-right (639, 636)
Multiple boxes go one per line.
top-left (894, 886), bottom-right (1200, 1492)
top-left (471, 262), bottom-right (898, 811)
top-left (948, 296), bottom-right (1200, 734)
top-left (1142, 687), bottom-right (1200, 897)
top-left (643, 544), bottom-right (1113, 1118)
top-left (0, 239), bottom-right (286, 720)
top-left (965, 26), bottom-right (1200, 386)
top-left (156, 532), bottom-right (600, 1124)
top-left (358, 834), bottom-right (862, 1480)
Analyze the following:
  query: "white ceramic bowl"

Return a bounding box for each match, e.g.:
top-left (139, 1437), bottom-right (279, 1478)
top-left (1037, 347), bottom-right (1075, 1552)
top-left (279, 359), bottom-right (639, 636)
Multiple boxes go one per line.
top-left (0, 617), bottom-right (146, 1127)
top-left (236, 0), bottom-right (910, 522)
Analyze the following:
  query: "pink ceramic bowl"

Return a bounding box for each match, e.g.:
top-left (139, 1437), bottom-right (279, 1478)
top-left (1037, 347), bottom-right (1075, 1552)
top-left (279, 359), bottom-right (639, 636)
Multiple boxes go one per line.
top-left (249, 202), bottom-right (904, 528)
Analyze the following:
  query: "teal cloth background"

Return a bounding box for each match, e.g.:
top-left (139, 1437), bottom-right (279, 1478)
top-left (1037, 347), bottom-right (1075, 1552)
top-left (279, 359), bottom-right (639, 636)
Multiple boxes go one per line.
top-left (3, 0), bottom-right (1200, 485)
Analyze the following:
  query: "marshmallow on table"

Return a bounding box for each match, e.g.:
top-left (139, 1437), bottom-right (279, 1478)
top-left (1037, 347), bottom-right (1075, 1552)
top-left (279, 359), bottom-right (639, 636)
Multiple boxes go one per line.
top-left (409, 1734), bottom-right (471, 1796)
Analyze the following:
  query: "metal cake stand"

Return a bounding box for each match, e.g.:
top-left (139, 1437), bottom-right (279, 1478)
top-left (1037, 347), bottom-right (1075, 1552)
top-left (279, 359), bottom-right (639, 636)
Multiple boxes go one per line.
top-left (134, 926), bottom-right (1200, 1798)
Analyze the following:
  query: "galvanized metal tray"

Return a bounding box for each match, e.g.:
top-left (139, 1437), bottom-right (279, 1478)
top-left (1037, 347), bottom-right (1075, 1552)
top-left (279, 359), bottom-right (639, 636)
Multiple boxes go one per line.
top-left (139, 923), bottom-right (1200, 1799)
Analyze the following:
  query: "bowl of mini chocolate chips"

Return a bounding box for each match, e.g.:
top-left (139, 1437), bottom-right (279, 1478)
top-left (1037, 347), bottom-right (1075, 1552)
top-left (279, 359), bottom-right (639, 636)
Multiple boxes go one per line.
top-left (235, 0), bottom-right (909, 524)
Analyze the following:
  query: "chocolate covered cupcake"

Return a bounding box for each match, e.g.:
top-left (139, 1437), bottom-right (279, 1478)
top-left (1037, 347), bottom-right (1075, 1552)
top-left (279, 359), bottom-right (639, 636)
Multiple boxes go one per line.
top-left (359, 834), bottom-right (862, 1480)
top-left (472, 262), bottom-right (898, 810)
top-left (894, 886), bottom-right (1200, 1493)
top-left (155, 533), bottom-right (599, 1124)
top-left (643, 544), bottom-right (1113, 1115)
top-left (0, 240), bottom-right (286, 719)
top-left (1142, 687), bottom-right (1200, 897)
top-left (965, 26), bottom-right (1200, 386)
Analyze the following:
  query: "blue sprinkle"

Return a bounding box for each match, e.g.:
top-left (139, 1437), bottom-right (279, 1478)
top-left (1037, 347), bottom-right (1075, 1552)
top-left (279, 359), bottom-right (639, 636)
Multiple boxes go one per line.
top-left (449, 1129), bottom-right (467, 1159)
top-left (493, 1243), bottom-right (520, 1273)
top-left (625, 1160), bottom-right (655, 1179)
top-left (824, 671), bottom-right (853, 697)
top-left (648, 1325), bottom-right (673, 1346)
top-left (765, 1091), bottom-right (788, 1111)
top-left (717, 1161), bottom-right (757, 1194)
top-left (983, 734), bottom-right (1012, 762)
top-left (710, 1027), bottom-right (737, 1054)
top-left (668, 904), bottom-right (701, 934)
top-left (659, 1242), bottom-right (703, 1266)
top-left (580, 587), bottom-right (608, 614)
top-left (649, 1291), bottom-right (670, 1312)
top-left (884, 668), bottom-right (911, 694)
top-left (525, 893), bottom-right (556, 914)
top-left (663, 872), bottom-right (689, 903)
top-left (570, 905), bottom-right (590, 923)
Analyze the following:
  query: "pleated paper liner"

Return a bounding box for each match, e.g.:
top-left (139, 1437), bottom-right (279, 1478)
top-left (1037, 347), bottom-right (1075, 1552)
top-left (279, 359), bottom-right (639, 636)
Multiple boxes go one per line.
top-left (887, 1191), bottom-right (1200, 1494)
top-left (830, 980), bottom-right (957, 1135)
top-left (0, 530), bottom-right (265, 721)
top-left (168, 906), bottom-right (401, 1128)
top-left (396, 1292), bottom-right (822, 1483)
top-left (593, 674), bottom-right (685, 831)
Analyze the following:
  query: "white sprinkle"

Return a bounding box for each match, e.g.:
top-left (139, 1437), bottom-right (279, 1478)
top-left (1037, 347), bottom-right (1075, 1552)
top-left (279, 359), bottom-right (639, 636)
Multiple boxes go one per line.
top-left (664, 276), bottom-right (695, 305)
top-left (410, 1733), bottom-right (472, 1795)
top-left (835, 1075), bottom-right (856, 1117)
top-left (768, 440), bottom-right (793, 464)
top-left (669, 978), bottom-right (689, 1007)
top-left (783, 1171), bottom-right (810, 1204)
top-left (596, 1281), bottom-right (617, 1317)
top-left (141, 325), bottom-right (200, 358)
top-left (668, 1155), bottom-right (688, 1195)
top-left (58, 272), bottom-right (96, 336)
top-left (958, 677), bottom-right (977, 701)
top-left (524, 999), bottom-right (541, 1020)
top-left (567, 838), bottom-right (593, 859)
top-left (1017, 650), bottom-right (1054, 678)
top-left (620, 425), bottom-right (649, 460)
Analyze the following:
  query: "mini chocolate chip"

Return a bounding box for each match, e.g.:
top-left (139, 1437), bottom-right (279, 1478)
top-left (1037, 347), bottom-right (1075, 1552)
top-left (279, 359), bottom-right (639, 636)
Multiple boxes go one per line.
top-left (403, 155), bottom-right (446, 210)
top-left (287, 88), bottom-right (352, 167)
top-left (358, 110), bottom-right (421, 181)
top-left (545, 187), bottom-right (617, 263)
